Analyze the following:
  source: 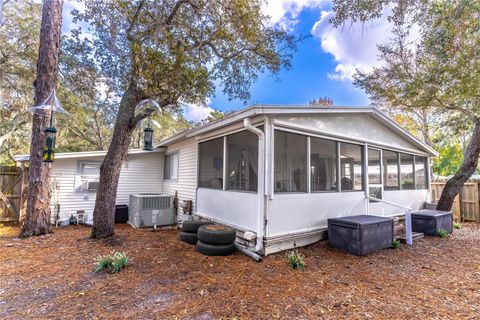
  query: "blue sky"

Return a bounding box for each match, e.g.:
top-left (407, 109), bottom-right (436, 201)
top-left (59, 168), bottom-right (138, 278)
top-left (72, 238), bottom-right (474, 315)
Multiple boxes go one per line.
top-left (209, 7), bottom-right (370, 112)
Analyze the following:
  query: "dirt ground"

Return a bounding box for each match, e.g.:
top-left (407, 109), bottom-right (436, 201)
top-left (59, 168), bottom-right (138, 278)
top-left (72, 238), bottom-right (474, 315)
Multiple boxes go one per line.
top-left (1, 224), bottom-right (480, 319)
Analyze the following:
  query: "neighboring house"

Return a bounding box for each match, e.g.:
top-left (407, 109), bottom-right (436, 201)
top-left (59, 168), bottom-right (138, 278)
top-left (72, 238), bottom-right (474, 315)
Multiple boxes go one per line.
top-left (14, 105), bottom-right (437, 255)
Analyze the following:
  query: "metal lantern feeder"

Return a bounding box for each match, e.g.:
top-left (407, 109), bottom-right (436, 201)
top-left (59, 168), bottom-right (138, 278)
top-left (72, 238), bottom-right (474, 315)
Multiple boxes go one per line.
top-left (29, 89), bottom-right (69, 163)
top-left (43, 120), bottom-right (57, 163)
top-left (135, 99), bottom-right (161, 151)
top-left (143, 124), bottom-right (154, 151)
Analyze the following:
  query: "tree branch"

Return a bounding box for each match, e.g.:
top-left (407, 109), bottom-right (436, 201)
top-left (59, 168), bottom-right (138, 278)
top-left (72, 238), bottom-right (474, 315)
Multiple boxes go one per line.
top-left (166, 0), bottom-right (198, 25)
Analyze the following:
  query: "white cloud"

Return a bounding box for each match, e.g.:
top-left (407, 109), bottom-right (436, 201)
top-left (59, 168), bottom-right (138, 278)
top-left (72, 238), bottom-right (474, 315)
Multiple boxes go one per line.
top-left (262, 0), bottom-right (328, 30)
top-left (311, 10), bottom-right (395, 81)
top-left (312, 10), bottom-right (421, 82)
top-left (62, 1), bottom-right (86, 34)
top-left (182, 98), bottom-right (215, 123)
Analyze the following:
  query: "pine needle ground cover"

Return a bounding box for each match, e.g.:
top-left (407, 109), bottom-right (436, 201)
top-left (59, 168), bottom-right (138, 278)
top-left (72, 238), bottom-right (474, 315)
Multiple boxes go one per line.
top-left (1, 224), bottom-right (479, 319)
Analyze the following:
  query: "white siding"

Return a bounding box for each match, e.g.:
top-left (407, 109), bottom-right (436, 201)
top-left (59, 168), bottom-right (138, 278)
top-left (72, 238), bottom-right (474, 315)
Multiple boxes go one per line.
top-left (197, 188), bottom-right (259, 231)
top-left (267, 192), bottom-right (366, 236)
top-left (50, 152), bottom-right (163, 223)
top-left (163, 137), bottom-right (198, 219)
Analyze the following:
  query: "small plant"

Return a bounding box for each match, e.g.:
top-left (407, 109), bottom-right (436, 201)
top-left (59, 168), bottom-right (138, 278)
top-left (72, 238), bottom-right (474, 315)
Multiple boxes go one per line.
top-left (453, 221), bottom-right (461, 229)
top-left (95, 251), bottom-right (129, 273)
top-left (392, 239), bottom-right (401, 249)
top-left (287, 251), bottom-right (305, 271)
top-left (438, 228), bottom-right (450, 238)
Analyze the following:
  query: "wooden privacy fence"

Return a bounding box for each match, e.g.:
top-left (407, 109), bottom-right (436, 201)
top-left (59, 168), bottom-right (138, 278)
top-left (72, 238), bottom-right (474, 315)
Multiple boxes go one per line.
top-left (0, 166), bottom-right (23, 225)
top-left (431, 182), bottom-right (480, 222)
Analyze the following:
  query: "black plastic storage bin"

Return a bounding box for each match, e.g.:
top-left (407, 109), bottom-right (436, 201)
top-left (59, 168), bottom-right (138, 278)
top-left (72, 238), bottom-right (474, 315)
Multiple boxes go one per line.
top-left (411, 210), bottom-right (452, 236)
top-left (115, 205), bottom-right (129, 223)
top-left (328, 215), bottom-right (394, 256)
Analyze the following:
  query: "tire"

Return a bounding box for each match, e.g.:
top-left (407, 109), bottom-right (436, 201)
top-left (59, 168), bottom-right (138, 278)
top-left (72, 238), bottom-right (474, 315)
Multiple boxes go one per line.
top-left (197, 224), bottom-right (236, 245)
top-left (179, 231), bottom-right (197, 245)
top-left (181, 220), bottom-right (212, 233)
top-left (196, 240), bottom-right (236, 256)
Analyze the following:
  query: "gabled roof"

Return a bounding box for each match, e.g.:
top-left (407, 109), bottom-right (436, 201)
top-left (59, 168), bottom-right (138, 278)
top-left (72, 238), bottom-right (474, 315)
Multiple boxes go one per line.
top-left (157, 105), bottom-right (438, 157)
top-left (13, 148), bottom-right (165, 162)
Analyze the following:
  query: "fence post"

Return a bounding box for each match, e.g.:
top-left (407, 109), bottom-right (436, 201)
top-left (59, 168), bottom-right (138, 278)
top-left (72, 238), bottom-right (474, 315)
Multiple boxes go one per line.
top-left (19, 165), bottom-right (29, 225)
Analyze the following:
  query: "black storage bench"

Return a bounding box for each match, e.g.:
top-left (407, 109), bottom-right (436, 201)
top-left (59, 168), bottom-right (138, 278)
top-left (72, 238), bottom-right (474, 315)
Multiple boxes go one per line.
top-left (328, 215), bottom-right (394, 256)
top-left (411, 210), bottom-right (452, 236)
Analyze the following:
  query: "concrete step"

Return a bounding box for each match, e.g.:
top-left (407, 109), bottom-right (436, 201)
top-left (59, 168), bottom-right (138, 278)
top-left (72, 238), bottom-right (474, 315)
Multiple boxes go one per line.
top-left (396, 232), bottom-right (424, 243)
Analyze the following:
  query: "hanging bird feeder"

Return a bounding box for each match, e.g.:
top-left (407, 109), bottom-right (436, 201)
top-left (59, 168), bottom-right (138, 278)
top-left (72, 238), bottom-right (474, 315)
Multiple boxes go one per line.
top-left (29, 89), bottom-right (69, 163)
top-left (135, 99), bottom-right (161, 151)
top-left (137, 117), bottom-right (161, 151)
top-left (143, 125), bottom-right (154, 151)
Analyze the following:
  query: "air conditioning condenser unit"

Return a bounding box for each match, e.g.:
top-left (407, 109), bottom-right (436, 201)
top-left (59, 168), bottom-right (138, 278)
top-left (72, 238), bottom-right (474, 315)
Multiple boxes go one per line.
top-left (128, 193), bottom-right (174, 228)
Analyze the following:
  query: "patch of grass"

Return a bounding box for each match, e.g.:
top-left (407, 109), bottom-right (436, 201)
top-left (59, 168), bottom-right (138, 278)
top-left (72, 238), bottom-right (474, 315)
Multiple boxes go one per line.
top-left (438, 228), bottom-right (450, 238)
top-left (287, 251), bottom-right (304, 271)
top-left (95, 251), bottom-right (129, 273)
top-left (453, 221), bottom-right (461, 229)
top-left (392, 239), bottom-right (401, 249)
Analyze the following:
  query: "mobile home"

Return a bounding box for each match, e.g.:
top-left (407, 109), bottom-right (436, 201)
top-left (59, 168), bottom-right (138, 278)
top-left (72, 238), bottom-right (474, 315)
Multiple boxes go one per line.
top-left (15, 105), bottom-right (437, 255)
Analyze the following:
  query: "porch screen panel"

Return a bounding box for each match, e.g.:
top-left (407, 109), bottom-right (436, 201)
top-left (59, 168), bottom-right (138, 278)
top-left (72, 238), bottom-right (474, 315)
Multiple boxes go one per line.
top-left (339, 142), bottom-right (363, 191)
top-left (383, 150), bottom-right (399, 190)
top-left (198, 137), bottom-right (224, 189)
top-left (310, 137), bottom-right (337, 192)
top-left (415, 156), bottom-right (427, 189)
top-left (274, 130), bottom-right (307, 192)
top-left (368, 148), bottom-right (381, 184)
top-left (400, 153), bottom-right (415, 190)
top-left (227, 130), bottom-right (258, 192)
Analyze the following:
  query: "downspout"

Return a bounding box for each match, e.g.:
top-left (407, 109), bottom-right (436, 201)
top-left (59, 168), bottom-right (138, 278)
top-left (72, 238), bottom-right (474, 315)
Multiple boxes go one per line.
top-left (244, 118), bottom-right (265, 253)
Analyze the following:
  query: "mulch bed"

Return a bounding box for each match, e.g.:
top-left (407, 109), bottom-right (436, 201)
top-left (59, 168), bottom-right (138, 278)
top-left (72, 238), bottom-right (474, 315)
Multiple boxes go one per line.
top-left (1, 224), bottom-right (480, 319)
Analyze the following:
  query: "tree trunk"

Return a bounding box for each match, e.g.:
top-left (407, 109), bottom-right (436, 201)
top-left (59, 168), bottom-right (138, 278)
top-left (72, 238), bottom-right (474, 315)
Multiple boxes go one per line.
top-left (437, 121), bottom-right (480, 211)
top-left (91, 80), bottom-right (141, 238)
top-left (19, 0), bottom-right (63, 238)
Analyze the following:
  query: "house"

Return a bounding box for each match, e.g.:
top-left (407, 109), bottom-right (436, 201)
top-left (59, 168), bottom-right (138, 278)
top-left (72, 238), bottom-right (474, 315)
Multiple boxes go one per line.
top-left (14, 105), bottom-right (437, 255)
top-left (14, 149), bottom-right (164, 225)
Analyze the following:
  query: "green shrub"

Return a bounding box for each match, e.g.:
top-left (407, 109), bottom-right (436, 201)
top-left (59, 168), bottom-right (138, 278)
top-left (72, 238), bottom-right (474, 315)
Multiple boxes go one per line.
top-left (95, 251), bottom-right (129, 273)
top-left (438, 228), bottom-right (450, 238)
top-left (392, 239), bottom-right (401, 249)
top-left (453, 221), bottom-right (461, 229)
top-left (287, 251), bottom-right (304, 271)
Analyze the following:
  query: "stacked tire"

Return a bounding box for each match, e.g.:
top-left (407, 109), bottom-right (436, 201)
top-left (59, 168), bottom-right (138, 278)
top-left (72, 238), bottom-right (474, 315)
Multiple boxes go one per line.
top-left (179, 220), bottom-right (212, 245)
top-left (196, 224), bottom-right (236, 256)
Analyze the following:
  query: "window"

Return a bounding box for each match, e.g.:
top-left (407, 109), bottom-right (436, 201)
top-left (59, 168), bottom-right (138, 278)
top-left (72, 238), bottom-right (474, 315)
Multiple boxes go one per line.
top-left (339, 142), bottom-right (363, 191)
top-left (400, 153), bottom-right (415, 190)
top-left (77, 161), bottom-right (101, 192)
top-left (227, 131), bottom-right (258, 192)
top-left (164, 153), bottom-right (179, 180)
top-left (198, 137), bottom-right (224, 189)
top-left (415, 156), bottom-right (428, 189)
top-left (274, 131), bottom-right (307, 192)
top-left (310, 137), bottom-right (337, 191)
top-left (383, 150), bottom-right (399, 190)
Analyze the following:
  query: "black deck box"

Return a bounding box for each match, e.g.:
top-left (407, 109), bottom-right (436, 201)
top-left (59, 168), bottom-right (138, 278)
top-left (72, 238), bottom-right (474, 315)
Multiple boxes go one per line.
top-left (115, 205), bottom-right (129, 223)
top-left (328, 215), bottom-right (394, 256)
top-left (411, 210), bottom-right (452, 236)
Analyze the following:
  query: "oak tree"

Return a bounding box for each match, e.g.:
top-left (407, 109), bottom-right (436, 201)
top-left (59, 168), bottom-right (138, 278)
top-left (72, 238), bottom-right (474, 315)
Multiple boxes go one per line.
top-left (70, 0), bottom-right (299, 237)
top-left (332, 0), bottom-right (480, 211)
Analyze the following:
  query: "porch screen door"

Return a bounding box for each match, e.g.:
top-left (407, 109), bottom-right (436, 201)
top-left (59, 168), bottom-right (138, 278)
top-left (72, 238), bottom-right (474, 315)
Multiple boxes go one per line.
top-left (368, 148), bottom-right (383, 202)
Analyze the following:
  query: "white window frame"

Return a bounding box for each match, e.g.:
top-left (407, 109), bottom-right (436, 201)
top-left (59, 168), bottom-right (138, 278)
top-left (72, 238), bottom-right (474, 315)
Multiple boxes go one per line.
top-left (76, 161), bottom-right (101, 193)
top-left (164, 152), bottom-right (179, 181)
